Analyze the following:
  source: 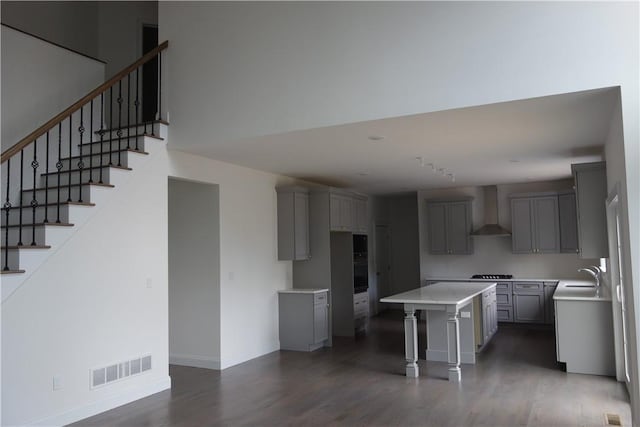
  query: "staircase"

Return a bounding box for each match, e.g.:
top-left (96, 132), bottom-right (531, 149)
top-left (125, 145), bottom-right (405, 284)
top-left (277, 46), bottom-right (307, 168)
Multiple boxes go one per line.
top-left (1, 41), bottom-right (169, 301)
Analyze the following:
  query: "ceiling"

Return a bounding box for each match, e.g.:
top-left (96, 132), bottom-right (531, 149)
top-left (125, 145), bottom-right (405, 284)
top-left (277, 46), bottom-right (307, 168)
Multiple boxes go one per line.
top-left (185, 87), bottom-right (619, 195)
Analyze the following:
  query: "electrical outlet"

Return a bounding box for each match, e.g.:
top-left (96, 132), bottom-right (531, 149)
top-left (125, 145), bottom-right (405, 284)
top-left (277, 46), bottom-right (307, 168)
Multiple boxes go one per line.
top-left (228, 271), bottom-right (235, 281)
top-left (53, 375), bottom-right (63, 391)
top-left (146, 278), bottom-right (152, 288)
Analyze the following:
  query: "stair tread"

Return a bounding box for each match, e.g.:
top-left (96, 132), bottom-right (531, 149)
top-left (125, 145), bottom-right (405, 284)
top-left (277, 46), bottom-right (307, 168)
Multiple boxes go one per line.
top-left (60, 148), bottom-right (149, 161)
top-left (93, 120), bottom-right (169, 134)
top-left (3, 201), bottom-right (95, 209)
top-left (1, 222), bottom-right (74, 229)
top-left (1, 269), bottom-right (25, 274)
top-left (22, 182), bottom-right (115, 192)
top-left (81, 134), bottom-right (164, 144)
top-left (2, 245), bottom-right (51, 250)
top-left (41, 165), bottom-right (132, 176)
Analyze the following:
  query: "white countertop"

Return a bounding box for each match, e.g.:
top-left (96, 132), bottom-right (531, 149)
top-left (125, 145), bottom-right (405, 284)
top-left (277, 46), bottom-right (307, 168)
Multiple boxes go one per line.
top-left (425, 277), bottom-right (560, 284)
top-left (278, 288), bottom-right (328, 294)
top-left (380, 282), bottom-right (496, 306)
top-left (553, 280), bottom-right (612, 302)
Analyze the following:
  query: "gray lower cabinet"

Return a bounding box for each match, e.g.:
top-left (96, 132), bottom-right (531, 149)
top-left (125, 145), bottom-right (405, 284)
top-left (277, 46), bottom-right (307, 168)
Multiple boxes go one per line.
top-left (572, 162), bottom-right (609, 258)
top-left (558, 191), bottom-right (579, 253)
top-left (495, 282), bottom-right (513, 322)
top-left (481, 288), bottom-right (498, 345)
top-left (510, 194), bottom-right (560, 254)
top-left (276, 187), bottom-right (310, 260)
top-left (513, 282), bottom-right (544, 323)
top-left (426, 198), bottom-right (473, 255)
top-left (278, 290), bottom-right (329, 352)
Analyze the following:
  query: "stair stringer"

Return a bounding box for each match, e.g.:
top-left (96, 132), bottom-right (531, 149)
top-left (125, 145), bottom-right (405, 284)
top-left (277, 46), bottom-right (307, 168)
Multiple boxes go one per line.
top-left (1, 131), bottom-right (167, 303)
top-left (1, 127), bottom-right (171, 427)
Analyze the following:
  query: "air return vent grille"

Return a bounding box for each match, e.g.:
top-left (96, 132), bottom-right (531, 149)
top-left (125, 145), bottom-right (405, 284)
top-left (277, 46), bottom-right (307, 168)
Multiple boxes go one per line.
top-left (91, 354), bottom-right (152, 389)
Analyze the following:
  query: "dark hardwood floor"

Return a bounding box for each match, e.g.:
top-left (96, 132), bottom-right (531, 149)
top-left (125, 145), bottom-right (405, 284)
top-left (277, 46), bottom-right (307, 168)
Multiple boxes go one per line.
top-left (72, 310), bottom-right (631, 426)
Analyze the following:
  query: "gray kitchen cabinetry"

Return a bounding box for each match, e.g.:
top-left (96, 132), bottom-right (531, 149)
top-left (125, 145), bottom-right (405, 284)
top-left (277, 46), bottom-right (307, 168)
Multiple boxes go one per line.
top-left (278, 289), bottom-right (329, 352)
top-left (482, 288), bottom-right (498, 345)
top-left (496, 282), bottom-right (514, 322)
top-left (572, 162), bottom-right (609, 259)
top-left (426, 198), bottom-right (474, 255)
top-left (513, 282), bottom-right (545, 323)
top-left (558, 190), bottom-right (579, 253)
top-left (510, 194), bottom-right (560, 254)
top-left (352, 196), bottom-right (368, 234)
top-left (276, 187), bottom-right (310, 260)
top-left (330, 193), bottom-right (353, 232)
top-left (544, 282), bottom-right (558, 324)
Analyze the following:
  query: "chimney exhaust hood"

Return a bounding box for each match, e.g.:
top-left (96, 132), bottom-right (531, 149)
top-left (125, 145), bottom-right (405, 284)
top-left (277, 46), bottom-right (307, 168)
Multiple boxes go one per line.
top-left (471, 186), bottom-right (512, 237)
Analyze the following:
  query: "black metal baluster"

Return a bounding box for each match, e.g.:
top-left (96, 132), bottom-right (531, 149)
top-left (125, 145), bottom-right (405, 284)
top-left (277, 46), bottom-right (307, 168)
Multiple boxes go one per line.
top-left (117, 80), bottom-right (123, 166)
top-left (68, 115), bottom-right (72, 202)
top-left (56, 123), bottom-right (62, 223)
top-left (127, 73), bottom-right (131, 149)
top-left (3, 158), bottom-right (11, 269)
top-left (109, 86), bottom-right (114, 166)
top-left (31, 137), bottom-right (39, 245)
top-left (99, 92), bottom-right (105, 183)
top-left (18, 149), bottom-right (24, 246)
top-left (77, 106), bottom-right (85, 202)
top-left (44, 132), bottom-right (49, 223)
top-left (135, 67), bottom-right (140, 150)
top-left (89, 99), bottom-right (94, 182)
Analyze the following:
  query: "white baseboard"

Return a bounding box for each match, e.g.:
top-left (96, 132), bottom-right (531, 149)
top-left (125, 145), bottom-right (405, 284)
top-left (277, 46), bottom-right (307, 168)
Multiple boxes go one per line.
top-left (426, 349), bottom-right (476, 364)
top-left (170, 353), bottom-right (221, 370)
top-left (31, 375), bottom-right (171, 427)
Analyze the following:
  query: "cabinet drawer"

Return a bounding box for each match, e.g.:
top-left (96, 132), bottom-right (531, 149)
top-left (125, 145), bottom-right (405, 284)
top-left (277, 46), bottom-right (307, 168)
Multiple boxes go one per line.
top-left (353, 292), bottom-right (369, 305)
top-left (497, 306), bottom-right (513, 322)
top-left (314, 292), bottom-right (328, 305)
top-left (496, 282), bottom-right (512, 293)
top-left (497, 293), bottom-right (512, 306)
top-left (513, 282), bottom-right (543, 294)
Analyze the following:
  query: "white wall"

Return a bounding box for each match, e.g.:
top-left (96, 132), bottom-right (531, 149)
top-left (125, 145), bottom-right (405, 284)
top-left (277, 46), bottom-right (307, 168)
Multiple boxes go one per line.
top-left (0, 26), bottom-right (105, 150)
top-left (168, 178), bottom-right (220, 370)
top-left (417, 180), bottom-right (600, 280)
top-left (1, 1), bottom-right (100, 59)
top-left (158, 1), bottom-right (636, 421)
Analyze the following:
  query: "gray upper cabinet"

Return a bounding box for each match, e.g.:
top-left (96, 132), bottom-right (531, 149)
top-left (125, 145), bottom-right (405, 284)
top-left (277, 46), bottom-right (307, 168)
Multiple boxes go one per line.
top-left (558, 191), bottom-right (579, 253)
top-left (510, 194), bottom-right (559, 254)
top-left (276, 187), bottom-right (310, 260)
top-left (572, 162), bottom-right (609, 259)
top-left (426, 199), bottom-right (473, 255)
top-left (330, 192), bottom-right (368, 234)
top-left (352, 197), bottom-right (368, 234)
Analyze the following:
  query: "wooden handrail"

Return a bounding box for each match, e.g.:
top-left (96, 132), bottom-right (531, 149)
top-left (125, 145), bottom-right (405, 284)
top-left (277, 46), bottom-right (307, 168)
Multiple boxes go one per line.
top-left (1, 40), bottom-right (169, 163)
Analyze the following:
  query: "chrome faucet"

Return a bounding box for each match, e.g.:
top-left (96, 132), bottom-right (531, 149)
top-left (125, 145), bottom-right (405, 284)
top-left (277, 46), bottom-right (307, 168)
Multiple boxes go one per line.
top-left (578, 266), bottom-right (601, 287)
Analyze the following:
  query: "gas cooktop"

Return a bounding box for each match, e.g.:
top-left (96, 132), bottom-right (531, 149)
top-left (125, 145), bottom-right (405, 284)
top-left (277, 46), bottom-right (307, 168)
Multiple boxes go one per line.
top-left (471, 274), bottom-right (513, 280)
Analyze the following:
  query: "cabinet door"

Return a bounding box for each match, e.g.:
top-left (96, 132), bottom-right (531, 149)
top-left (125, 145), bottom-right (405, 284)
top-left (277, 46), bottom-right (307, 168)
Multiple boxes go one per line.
top-left (339, 196), bottom-right (353, 231)
top-left (511, 198), bottom-right (534, 253)
top-left (558, 192), bottom-right (579, 253)
top-left (313, 301), bottom-right (329, 343)
top-left (427, 203), bottom-right (448, 254)
top-left (356, 199), bottom-right (368, 233)
top-left (573, 163), bottom-right (609, 258)
top-left (330, 194), bottom-right (341, 231)
top-left (294, 192), bottom-right (310, 259)
top-left (533, 196), bottom-right (560, 253)
top-left (513, 293), bottom-right (544, 323)
top-left (447, 202), bottom-right (472, 254)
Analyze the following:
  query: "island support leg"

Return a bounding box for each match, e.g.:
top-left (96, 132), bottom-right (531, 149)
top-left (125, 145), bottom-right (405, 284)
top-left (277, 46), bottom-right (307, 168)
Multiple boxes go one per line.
top-left (404, 307), bottom-right (419, 377)
top-left (447, 310), bottom-right (461, 382)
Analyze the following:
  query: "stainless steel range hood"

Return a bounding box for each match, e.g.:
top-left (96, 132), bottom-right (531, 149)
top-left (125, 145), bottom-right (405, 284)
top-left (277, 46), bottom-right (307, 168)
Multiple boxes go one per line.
top-left (471, 186), bottom-right (512, 236)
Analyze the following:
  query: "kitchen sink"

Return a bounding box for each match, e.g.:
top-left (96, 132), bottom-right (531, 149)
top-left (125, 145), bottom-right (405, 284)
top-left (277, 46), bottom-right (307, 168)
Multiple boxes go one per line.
top-left (565, 285), bottom-right (596, 288)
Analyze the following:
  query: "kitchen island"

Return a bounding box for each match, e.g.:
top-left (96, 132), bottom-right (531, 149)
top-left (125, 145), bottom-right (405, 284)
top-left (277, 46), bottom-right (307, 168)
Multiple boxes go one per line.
top-left (380, 282), bottom-right (496, 382)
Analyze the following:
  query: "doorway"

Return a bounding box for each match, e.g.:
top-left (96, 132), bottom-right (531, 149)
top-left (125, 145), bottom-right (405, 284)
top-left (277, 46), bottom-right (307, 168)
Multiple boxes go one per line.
top-left (375, 224), bottom-right (392, 313)
top-left (168, 178), bottom-right (221, 370)
top-left (607, 186), bottom-right (631, 388)
top-left (142, 24), bottom-right (158, 122)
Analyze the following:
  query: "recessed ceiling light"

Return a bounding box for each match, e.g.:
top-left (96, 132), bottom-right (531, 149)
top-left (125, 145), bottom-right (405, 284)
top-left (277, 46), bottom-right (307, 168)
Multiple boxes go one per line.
top-left (509, 159), bottom-right (521, 163)
top-left (368, 135), bottom-right (385, 141)
top-left (357, 172), bottom-right (369, 176)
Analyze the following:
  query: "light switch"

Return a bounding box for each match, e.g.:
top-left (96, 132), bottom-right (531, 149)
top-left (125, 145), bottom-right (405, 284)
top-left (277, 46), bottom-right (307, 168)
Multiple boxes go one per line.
top-left (53, 375), bottom-right (63, 391)
top-left (461, 311), bottom-right (471, 318)
top-left (146, 278), bottom-right (152, 288)
top-left (228, 271), bottom-right (235, 281)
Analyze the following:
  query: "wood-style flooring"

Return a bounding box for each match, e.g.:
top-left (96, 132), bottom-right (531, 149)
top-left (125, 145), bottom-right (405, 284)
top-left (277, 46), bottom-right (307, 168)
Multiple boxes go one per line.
top-left (72, 310), bottom-right (631, 426)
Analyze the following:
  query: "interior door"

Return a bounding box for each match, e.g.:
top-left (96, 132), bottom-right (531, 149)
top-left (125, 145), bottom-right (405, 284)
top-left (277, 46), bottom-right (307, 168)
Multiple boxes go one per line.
top-left (607, 190), bottom-right (631, 387)
top-left (375, 224), bottom-right (391, 313)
